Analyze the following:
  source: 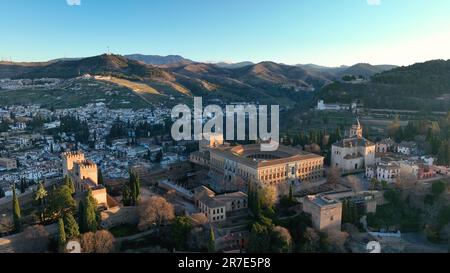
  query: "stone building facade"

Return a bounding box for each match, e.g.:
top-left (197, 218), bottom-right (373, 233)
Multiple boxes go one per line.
top-left (193, 186), bottom-right (248, 222)
top-left (209, 144), bottom-right (324, 192)
top-left (302, 194), bottom-right (342, 231)
top-left (331, 119), bottom-right (375, 173)
top-left (62, 151), bottom-right (108, 208)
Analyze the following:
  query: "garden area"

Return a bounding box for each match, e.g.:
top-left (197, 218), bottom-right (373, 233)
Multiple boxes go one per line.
top-left (367, 180), bottom-right (450, 244)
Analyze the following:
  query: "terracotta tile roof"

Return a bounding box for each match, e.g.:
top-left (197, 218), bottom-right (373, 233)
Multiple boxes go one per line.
top-left (210, 144), bottom-right (323, 168)
top-left (334, 137), bottom-right (375, 148)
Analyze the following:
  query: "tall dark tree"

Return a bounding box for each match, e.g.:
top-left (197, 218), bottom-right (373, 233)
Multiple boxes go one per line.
top-left (172, 216), bottom-right (192, 250)
top-left (34, 182), bottom-right (48, 222)
top-left (122, 185), bottom-right (131, 206)
top-left (335, 127), bottom-right (342, 141)
top-left (155, 150), bottom-right (163, 163)
top-left (47, 185), bottom-right (76, 219)
top-left (12, 185), bottom-right (21, 232)
top-left (289, 184), bottom-right (294, 203)
top-left (351, 204), bottom-right (359, 225)
top-left (78, 200), bottom-right (85, 233)
top-left (134, 173), bottom-right (141, 198)
top-left (57, 218), bottom-right (66, 246)
top-left (20, 179), bottom-right (26, 194)
top-left (64, 175), bottom-right (75, 195)
top-left (98, 168), bottom-right (104, 186)
top-left (63, 212), bottom-right (80, 240)
top-left (126, 171), bottom-right (141, 206)
top-left (299, 132), bottom-right (306, 146)
top-left (129, 172), bottom-right (137, 205)
top-left (81, 190), bottom-right (98, 233)
top-left (438, 141), bottom-right (450, 165)
top-left (254, 189), bottom-right (262, 219)
top-left (208, 226), bottom-right (216, 253)
top-left (248, 216), bottom-right (274, 253)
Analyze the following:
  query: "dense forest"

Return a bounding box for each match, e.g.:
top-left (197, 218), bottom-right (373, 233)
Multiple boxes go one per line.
top-left (317, 60), bottom-right (450, 111)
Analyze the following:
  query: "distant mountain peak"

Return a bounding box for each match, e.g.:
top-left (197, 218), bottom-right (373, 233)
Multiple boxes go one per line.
top-left (213, 61), bottom-right (254, 69)
top-left (125, 54), bottom-right (193, 66)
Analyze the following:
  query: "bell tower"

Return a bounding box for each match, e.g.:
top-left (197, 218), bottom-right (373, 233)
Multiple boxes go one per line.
top-left (349, 118), bottom-right (363, 139)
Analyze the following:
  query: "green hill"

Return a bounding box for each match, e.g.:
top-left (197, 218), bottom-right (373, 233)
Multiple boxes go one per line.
top-left (15, 54), bottom-right (169, 81)
top-left (317, 60), bottom-right (450, 111)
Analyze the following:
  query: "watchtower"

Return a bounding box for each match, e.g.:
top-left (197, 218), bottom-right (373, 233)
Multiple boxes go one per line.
top-left (74, 160), bottom-right (98, 185)
top-left (62, 151), bottom-right (85, 177)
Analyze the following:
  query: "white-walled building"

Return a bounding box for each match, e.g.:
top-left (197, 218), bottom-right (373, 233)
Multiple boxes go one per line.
top-left (396, 141), bottom-right (417, 155)
top-left (193, 186), bottom-right (248, 222)
top-left (316, 100), bottom-right (350, 111)
top-left (376, 138), bottom-right (395, 153)
top-left (331, 119), bottom-right (376, 173)
top-left (302, 194), bottom-right (342, 231)
top-left (399, 161), bottom-right (420, 178)
top-left (366, 160), bottom-right (401, 183)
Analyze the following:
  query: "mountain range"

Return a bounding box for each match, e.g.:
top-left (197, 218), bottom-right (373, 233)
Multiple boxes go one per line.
top-left (0, 54), bottom-right (346, 106)
top-left (4, 53), bottom-right (448, 110)
top-left (124, 54), bottom-right (193, 66)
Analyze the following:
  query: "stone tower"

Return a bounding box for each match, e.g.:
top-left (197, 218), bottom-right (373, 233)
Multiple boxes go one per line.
top-left (62, 151), bottom-right (85, 177)
top-left (74, 160), bottom-right (98, 186)
top-left (349, 118), bottom-right (363, 139)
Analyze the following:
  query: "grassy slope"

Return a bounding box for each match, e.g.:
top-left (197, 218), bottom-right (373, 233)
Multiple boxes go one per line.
top-left (0, 79), bottom-right (151, 109)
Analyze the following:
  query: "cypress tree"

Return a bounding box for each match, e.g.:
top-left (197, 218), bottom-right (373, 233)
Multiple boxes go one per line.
top-left (64, 212), bottom-right (80, 239)
top-left (248, 182), bottom-right (254, 210)
top-left (122, 185), bottom-right (131, 206)
top-left (83, 190), bottom-right (98, 233)
top-left (78, 200), bottom-right (86, 233)
top-left (335, 127), bottom-right (342, 140)
top-left (208, 226), bottom-right (215, 253)
top-left (20, 179), bottom-right (26, 194)
top-left (58, 218), bottom-right (66, 246)
top-left (12, 185), bottom-right (21, 232)
top-left (254, 189), bottom-right (262, 218)
top-left (347, 201), bottom-right (354, 224)
top-left (134, 172), bottom-right (141, 199)
top-left (64, 175), bottom-right (75, 195)
top-left (318, 130), bottom-right (323, 146)
top-left (129, 171), bottom-right (137, 205)
top-left (98, 168), bottom-right (104, 185)
top-left (342, 199), bottom-right (350, 223)
top-left (88, 190), bottom-right (101, 226)
top-left (351, 204), bottom-right (359, 225)
top-left (289, 184), bottom-right (294, 203)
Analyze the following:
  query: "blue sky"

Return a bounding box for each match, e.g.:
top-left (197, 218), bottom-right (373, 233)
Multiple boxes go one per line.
top-left (1, 0), bottom-right (450, 66)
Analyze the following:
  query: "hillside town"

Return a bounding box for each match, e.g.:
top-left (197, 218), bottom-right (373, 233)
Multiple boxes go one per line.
top-left (1, 99), bottom-right (450, 253)
top-left (0, 104), bottom-right (173, 192)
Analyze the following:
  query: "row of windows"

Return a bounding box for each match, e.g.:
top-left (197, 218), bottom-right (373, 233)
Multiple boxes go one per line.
top-left (231, 199), bottom-right (247, 206)
top-left (263, 174), bottom-right (322, 185)
top-left (260, 162), bottom-right (322, 174)
top-left (212, 215), bottom-right (224, 221)
top-left (378, 174), bottom-right (397, 179)
top-left (260, 169), bottom-right (322, 181)
top-left (198, 202), bottom-right (225, 216)
top-left (211, 207), bottom-right (224, 215)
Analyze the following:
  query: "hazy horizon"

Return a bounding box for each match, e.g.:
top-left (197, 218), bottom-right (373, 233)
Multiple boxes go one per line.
top-left (1, 0), bottom-right (450, 66)
top-left (3, 52), bottom-right (448, 68)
